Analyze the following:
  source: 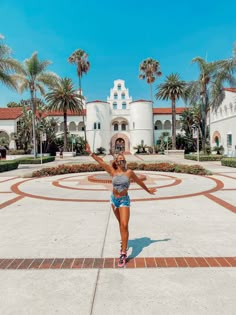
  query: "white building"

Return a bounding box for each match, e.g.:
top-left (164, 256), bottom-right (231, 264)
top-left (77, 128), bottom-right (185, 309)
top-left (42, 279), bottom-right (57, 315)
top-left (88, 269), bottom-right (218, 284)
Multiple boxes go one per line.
top-left (210, 88), bottom-right (236, 156)
top-left (0, 79), bottom-right (185, 153)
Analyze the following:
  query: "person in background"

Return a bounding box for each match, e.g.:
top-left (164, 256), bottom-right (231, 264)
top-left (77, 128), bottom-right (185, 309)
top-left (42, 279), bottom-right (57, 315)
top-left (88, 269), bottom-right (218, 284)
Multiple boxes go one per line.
top-left (85, 143), bottom-right (157, 267)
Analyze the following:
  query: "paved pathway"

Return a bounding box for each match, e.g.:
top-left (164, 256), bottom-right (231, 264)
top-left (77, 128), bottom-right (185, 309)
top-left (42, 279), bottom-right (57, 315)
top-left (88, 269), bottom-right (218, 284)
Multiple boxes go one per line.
top-left (0, 154), bottom-right (236, 314)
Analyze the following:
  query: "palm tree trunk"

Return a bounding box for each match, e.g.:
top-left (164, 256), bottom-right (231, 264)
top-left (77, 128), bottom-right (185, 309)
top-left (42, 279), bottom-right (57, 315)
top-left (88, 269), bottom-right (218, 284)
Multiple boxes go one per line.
top-left (78, 75), bottom-right (87, 145)
top-left (172, 98), bottom-right (176, 150)
top-left (30, 89), bottom-right (37, 158)
top-left (63, 111), bottom-right (67, 150)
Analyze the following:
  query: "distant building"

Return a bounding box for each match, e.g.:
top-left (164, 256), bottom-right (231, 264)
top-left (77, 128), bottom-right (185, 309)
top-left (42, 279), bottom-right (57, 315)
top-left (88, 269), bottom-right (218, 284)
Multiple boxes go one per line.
top-left (0, 79), bottom-right (186, 153)
top-left (210, 88), bottom-right (236, 156)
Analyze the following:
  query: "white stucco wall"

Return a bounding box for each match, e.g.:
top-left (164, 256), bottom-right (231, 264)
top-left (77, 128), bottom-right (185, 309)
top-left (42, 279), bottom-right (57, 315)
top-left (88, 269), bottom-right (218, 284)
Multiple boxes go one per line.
top-left (210, 90), bottom-right (236, 156)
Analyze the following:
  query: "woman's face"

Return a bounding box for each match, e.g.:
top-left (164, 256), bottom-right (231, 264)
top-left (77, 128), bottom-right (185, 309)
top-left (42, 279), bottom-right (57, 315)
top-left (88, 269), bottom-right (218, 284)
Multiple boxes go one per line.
top-left (116, 154), bottom-right (126, 167)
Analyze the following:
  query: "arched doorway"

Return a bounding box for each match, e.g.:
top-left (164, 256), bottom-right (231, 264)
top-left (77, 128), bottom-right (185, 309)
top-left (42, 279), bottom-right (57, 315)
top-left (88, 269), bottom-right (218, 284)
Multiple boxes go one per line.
top-left (115, 138), bottom-right (125, 152)
top-left (110, 133), bottom-right (130, 154)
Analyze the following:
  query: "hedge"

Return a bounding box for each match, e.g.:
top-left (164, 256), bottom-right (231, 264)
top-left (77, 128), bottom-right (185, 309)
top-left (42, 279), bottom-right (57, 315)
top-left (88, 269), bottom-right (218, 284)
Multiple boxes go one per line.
top-left (16, 156), bottom-right (55, 164)
top-left (0, 160), bottom-right (19, 172)
top-left (221, 158), bottom-right (236, 168)
top-left (185, 154), bottom-right (223, 161)
top-left (32, 162), bottom-right (210, 177)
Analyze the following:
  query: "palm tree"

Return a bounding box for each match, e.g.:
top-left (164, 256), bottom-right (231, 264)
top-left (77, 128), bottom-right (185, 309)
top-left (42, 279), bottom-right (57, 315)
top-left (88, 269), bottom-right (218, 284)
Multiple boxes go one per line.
top-left (139, 58), bottom-right (162, 102)
top-left (186, 53), bottom-right (236, 152)
top-left (45, 78), bottom-right (83, 150)
top-left (0, 39), bottom-right (22, 89)
top-left (68, 49), bottom-right (90, 143)
top-left (14, 52), bottom-right (58, 158)
top-left (155, 73), bottom-right (188, 149)
top-left (139, 58), bottom-right (162, 146)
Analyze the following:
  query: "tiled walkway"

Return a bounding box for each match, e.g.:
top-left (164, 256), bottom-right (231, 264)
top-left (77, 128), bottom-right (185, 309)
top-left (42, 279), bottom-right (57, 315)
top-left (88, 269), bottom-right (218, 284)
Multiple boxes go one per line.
top-left (0, 156), bottom-right (236, 314)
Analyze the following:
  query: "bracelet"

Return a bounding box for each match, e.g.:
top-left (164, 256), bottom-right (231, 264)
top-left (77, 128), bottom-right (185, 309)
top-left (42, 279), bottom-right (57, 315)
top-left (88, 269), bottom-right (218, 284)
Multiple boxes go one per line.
top-left (89, 153), bottom-right (94, 156)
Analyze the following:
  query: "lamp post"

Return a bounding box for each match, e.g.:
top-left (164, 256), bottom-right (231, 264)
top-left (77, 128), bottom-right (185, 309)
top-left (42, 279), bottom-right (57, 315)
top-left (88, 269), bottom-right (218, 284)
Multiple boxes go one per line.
top-left (192, 124), bottom-right (199, 162)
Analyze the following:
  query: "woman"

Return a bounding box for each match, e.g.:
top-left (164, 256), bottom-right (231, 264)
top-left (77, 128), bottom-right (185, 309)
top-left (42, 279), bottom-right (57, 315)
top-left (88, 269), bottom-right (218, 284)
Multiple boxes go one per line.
top-left (86, 143), bottom-right (157, 267)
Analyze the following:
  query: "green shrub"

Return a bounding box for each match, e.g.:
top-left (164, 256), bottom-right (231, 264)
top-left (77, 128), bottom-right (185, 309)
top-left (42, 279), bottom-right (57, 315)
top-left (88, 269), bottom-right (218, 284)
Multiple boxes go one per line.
top-left (221, 158), bottom-right (236, 168)
top-left (185, 154), bottom-right (223, 161)
top-left (17, 156), bottom-right (55, 164)
top-left (0, 160), bottom-right (19, 172)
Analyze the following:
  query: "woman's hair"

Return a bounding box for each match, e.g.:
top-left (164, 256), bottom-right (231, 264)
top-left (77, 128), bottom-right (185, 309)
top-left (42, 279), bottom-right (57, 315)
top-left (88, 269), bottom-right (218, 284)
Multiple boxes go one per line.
top-left (111, 153), bottom-right (125, 170)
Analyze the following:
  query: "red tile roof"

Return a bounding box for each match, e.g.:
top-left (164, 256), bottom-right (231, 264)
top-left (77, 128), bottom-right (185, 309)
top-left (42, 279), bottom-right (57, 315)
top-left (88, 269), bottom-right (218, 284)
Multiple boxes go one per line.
top-left (44, 109), bottom-right (86, 116)
top-left (0, 107), bottom-right (23, 120)
top-left (153, 107), bottom-right (186, 114)
top-left (224, 88), bottom-right (236, 93)
top-left (86, 100), bottom-right (109, 104)
top-left (130, 100), bottom-right (152, 103)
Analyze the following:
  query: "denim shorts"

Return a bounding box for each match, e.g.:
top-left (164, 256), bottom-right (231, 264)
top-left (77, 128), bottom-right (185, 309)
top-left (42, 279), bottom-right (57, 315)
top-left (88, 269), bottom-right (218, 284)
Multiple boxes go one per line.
top-left (111, 194), bottom-right (130, 208)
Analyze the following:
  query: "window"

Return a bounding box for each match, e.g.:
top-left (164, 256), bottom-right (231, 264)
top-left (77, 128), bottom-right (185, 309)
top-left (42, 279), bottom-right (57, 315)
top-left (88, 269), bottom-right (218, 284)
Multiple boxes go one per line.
top-left (121, 123), bottom-right (126, 131)
top-left (114, 123), bottom-right (118, 131)
top-left (94, 122), bottom-right (97, 129)
top-left (122, 102), bottom-right (126, 109)
top-left (117, 84), bottom-right (121, 91)
top-left (69, 121), bottom-right (76, 131)
top-left (154, 120), bottom-right (162, 130)
top-left (114, 93), bottom-right (118, 100)
top-left (121, 93), bottom-right (125, 99)
top-left (164, 120), bottom-right (171, 130)
top-left (78, 122), bottom-right (85, 131)
top-left (113, 102), bottom-right (117, 109)
top-left (133, 122), bottom-right (135, 129)
top-left (98, 122), bottom-right (101, 129)
top-left (227, 134), bottom-right (232, 146)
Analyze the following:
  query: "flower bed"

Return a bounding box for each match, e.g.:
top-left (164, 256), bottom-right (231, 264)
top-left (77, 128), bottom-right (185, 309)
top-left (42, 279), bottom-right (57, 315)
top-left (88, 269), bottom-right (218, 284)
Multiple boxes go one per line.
top-left (32, 162), bottom-right (209, 177)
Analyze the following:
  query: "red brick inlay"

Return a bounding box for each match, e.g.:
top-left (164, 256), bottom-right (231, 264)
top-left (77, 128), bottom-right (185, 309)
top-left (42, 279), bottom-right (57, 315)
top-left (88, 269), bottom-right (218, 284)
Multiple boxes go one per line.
top-left (0, 177), bottom-right (19, 183)
top-left (205, 193), bottom-right (236, 214)
top-left (0, 257), bottom-right (236, 269)
top-left (0, 195), bottom-right (24, 210)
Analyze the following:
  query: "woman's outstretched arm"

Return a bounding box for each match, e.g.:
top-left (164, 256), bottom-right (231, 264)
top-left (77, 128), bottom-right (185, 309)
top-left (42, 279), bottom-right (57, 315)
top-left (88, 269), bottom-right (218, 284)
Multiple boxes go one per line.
top-left (129, 170), bottom-right (157, 195)
top-left (85, 143), bottom-right (114, 175)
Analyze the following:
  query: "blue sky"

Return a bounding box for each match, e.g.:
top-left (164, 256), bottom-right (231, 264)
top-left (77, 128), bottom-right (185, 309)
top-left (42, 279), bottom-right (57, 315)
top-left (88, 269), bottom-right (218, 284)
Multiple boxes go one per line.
top-left (0, 0), bottom-right (235, 108)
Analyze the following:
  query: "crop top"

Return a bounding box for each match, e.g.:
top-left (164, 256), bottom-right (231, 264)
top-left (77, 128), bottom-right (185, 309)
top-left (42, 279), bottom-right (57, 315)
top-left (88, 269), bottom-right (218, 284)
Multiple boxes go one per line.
top-left (112, 174), bottom-right (130, 193)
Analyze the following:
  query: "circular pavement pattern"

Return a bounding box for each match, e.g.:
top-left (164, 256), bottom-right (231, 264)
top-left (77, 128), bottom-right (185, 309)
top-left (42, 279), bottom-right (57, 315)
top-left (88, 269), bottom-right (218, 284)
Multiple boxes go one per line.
top-left (10, 171), bottom-right (224, 203)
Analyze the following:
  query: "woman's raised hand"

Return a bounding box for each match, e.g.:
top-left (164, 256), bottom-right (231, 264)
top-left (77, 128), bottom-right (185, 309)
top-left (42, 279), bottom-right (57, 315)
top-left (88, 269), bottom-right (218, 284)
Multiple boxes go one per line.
top-left (148, 187), bottom-right (157, 195)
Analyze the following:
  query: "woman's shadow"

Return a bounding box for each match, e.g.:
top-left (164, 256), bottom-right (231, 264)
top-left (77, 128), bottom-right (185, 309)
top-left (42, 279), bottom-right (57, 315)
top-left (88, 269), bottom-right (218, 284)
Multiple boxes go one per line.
top-left (127, 237), bottom-right (171, 259)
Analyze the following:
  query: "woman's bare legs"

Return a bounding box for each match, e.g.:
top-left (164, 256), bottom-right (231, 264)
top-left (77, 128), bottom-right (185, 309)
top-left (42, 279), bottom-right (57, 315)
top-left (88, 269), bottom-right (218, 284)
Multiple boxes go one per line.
top-left (119, 206), bottom-right (130, 253)
top-left (111, 204), bottom-right (120, 224)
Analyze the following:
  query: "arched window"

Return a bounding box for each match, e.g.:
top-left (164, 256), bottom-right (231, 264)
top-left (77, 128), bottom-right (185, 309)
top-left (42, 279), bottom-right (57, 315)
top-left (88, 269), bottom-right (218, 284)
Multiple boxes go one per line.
top-left (94, 122), bottom-right (97, 129)
top-left (122, 102), bottom-right (126, 109)
top-left (117, 84), bottom-right (121, 91)
top-left (154, 120), bottom-right (162, 130)
top-left (164, 120), bottom-right (171, 130)
top-left (114, 123), bottom-right (118, 131)
top-left (114, 93), bottom-right (118, 100)
top-left (69, 121), bottom-right (76, 131)
top-left (98, 122), bottom-right (101, 129)
top-left (121, 93), bottom-right (125, 99)
top-left (113, 102), bottom-right (117, 109)
top-left (60, 122), bottom-right (64, 131)
top-left (224, 105), bottom-right (228, 116)
top-left (78, 122), bottom-right (85, 131)
top-left (121, 123), bottom-right (126, 131)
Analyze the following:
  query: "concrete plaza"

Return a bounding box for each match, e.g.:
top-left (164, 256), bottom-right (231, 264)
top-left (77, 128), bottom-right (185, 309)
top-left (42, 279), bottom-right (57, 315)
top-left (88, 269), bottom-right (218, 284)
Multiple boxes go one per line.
top-left (0, 154), bottom-right (236, 315)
